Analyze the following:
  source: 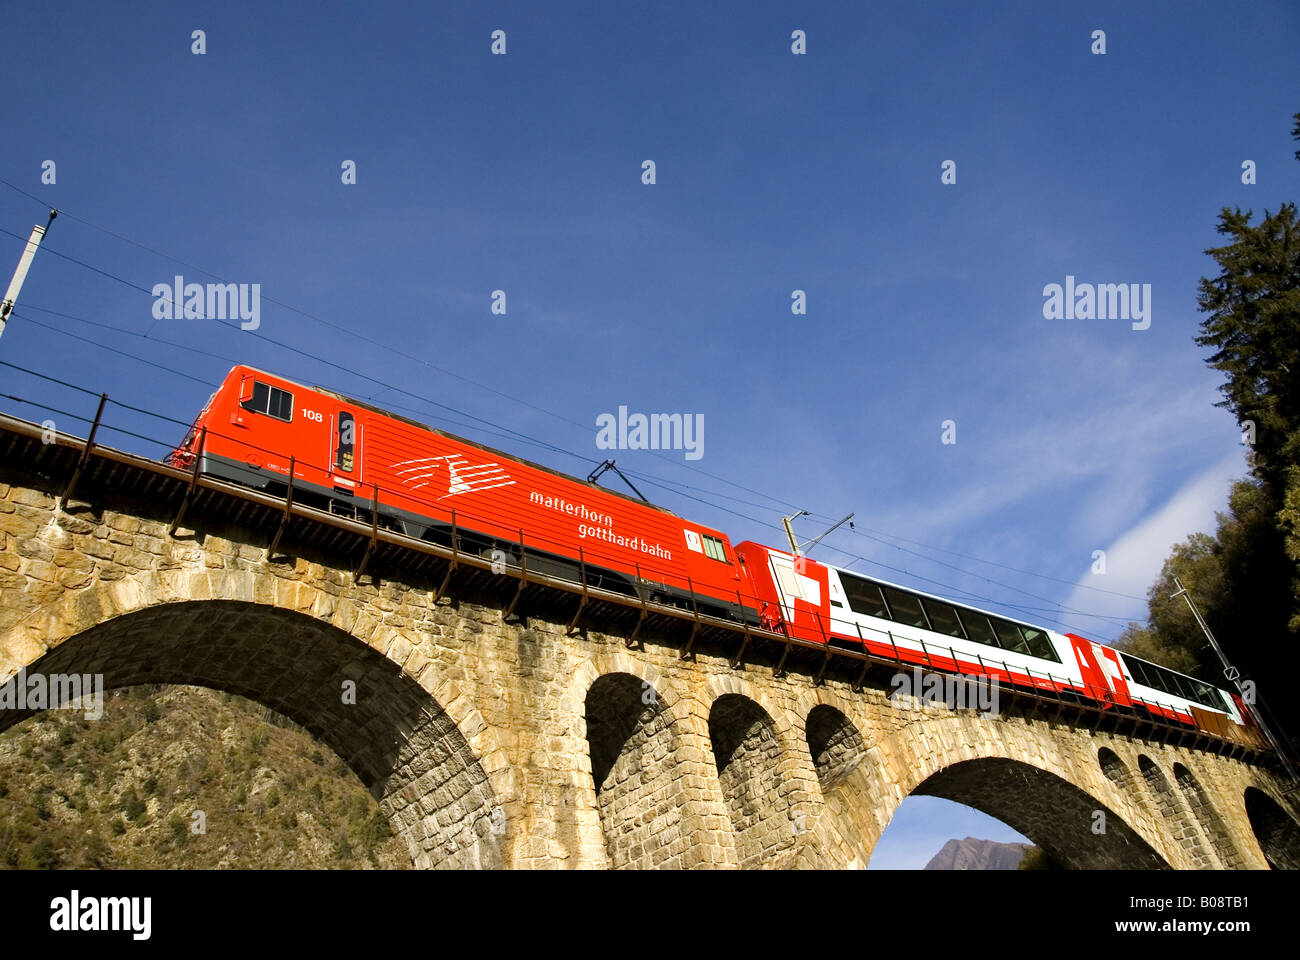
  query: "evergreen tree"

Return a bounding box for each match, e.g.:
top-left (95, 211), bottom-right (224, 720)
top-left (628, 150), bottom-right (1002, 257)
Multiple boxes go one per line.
top-left (1194, 199), bottom-right (1300, 634)
top-left (1195, 203), bottom-right (1299, 491)
top-left (1118, 113), bottom-right (1300, 742)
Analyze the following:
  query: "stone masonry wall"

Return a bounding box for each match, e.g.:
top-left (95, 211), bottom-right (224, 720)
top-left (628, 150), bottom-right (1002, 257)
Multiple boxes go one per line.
top-left (1, 474), bottom-right (1298, 869)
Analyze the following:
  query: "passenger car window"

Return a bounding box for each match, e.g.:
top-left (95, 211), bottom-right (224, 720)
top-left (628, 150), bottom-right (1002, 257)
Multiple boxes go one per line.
top-left (990, 618), bottom-right (1031, 654)
top-left (882, 588), bottom-right (929, 629)
top-left (838, 572), bottom-right (890, 619)
top-left (1020, 627), bottom-right (1055, 661)
top-left (921, 599), bottom-right (966, 639)
top-left (960, 613), bottom-right (1000, 648)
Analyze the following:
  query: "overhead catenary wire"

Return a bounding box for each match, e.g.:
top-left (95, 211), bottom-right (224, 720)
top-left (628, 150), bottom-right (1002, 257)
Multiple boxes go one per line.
top-left (6, 291), bottom-right (1165, 613)
top-left (0, 188), bottom-right (1146, 640)
top-left (7, 293), bottom-right (1147, 637)
top-left (3, 323), bottom-right (1146, 641)
top-left (0, 230), bottom-right (578, 458)
top-left (0, 344), bottom-right (1137, 644)
top-left (0, 180), bottom-right (810, 515)
top-left (0, 182), bottom-right (1156, 600)
top-left (0, 293), bottom-right (1145, 636)
top-left (10, 303), bottom-right (594, 460)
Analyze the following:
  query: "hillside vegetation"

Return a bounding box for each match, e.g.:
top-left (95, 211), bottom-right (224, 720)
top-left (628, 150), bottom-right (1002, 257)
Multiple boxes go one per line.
top-left (0, 684), bottom-right (412, 869)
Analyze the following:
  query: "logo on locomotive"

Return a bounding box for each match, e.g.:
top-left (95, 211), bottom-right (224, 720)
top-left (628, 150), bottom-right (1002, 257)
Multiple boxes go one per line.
top-left (393, 455), bottom-right (516, 499)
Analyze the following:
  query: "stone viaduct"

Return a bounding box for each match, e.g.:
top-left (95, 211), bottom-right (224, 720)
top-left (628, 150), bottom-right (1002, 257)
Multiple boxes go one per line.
top-left (1, 412), bottom-right (1298, 870)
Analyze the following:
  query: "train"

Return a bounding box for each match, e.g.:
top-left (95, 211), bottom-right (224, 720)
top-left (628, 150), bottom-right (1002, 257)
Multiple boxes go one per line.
top-left (166, 364), bottom-right (1261, 746)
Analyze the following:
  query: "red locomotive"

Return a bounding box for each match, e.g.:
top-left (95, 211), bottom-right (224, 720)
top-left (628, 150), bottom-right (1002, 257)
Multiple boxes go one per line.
top-left (167, 365), bottom-right (748, 619)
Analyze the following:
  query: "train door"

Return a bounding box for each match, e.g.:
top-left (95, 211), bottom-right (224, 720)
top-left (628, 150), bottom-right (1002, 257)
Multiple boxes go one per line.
top-left (1065, 633), bottom-right (1118, 705)
top-left (767, 552), bottom-right (831, 644)
top-left (1091, 642), bottom-right (1131, 705)
top-left (329, 406), bottom-right (362, 495)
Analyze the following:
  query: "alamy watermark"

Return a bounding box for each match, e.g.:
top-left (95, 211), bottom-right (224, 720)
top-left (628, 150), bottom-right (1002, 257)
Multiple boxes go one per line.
top-left (0, 668), bottom-right (103, 720)
top-left (596, 406), bottom-right (703, 461)
top-left (1042, 275), bottom-right (1150, 331)
top-left (50, 890), bottom-right (150, 940)
top-left (151, 275), bottom-right (260, 330)
top-left (888, 666), bottom-right (1000, 716)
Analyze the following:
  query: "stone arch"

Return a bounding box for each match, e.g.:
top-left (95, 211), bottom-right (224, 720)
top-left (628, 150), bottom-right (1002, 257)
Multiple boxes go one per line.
top-left (1097, 747), bottom-right (1155, 820)
top-left (1244, 787), bottom-right (1300, 869)
top-left (564, 653), bottom-right (674, 731)
top-left (3, 565), bottom-right (518, 809)
top-left (802, 702), bottom-right (876, 867)
top-left (911, 757), bottom-right (1169, 869)
top-left (1098, 747), bottom-right (1130, 787)
top-left (806, 704), bottom-right (868, 791)
top-left (707, 691), bottom-right (809, 868)
top-left (565, 655), bottom-right (735, 868)
top-left (864, 716), bottom-right (1176, 869)
top-left (583, 671), bottom-right (686, 868)
top-left (703, 675), bottom-right (822, 836)
top-left (1173, 763), bottom-right (1247, 868)
top-left (1138, 755), bottom-right (1217, 868)
top-left (2, 599), bottom-right (505, 869)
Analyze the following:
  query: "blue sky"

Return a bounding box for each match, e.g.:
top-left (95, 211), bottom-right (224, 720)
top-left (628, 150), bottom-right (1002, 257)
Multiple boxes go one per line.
top-left (3, 1), bottom-right (1297, 867)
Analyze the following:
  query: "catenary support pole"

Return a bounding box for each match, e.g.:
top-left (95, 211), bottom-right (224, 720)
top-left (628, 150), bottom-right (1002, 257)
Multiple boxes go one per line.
top-left (1172, 574), bottom-right (1299, 785)
top-left (0, 209), bottom-right (57, 345)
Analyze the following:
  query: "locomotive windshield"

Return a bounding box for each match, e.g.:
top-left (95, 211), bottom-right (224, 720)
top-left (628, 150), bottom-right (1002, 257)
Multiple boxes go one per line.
top-left (241, 380), bottom-right (293, 422)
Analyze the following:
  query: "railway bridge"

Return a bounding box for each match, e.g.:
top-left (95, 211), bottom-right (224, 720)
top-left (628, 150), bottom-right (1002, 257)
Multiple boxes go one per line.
top-left (1, 412), bottom-right (1298, 869)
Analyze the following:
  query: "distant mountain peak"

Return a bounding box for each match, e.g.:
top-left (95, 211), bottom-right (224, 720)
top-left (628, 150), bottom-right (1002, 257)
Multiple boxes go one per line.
top-left (924, 837), bottom-right (1033, 870)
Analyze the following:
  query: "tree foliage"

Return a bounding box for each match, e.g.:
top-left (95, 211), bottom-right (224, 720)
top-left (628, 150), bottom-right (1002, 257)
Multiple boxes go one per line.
top-left (1194, 202), bottom-right (1300, 497)
top-left (1116, 112), bottom-right (1300, 742)
top-left (1194, 190), bottom-right (1300, 640)
top-left (1018, 846), bottom-right (1060, 870)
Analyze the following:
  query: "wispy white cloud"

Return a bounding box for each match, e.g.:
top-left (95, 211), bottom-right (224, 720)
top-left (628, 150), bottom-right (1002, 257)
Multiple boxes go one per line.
top-left (729, 337), bottom-right (1246, 638)
top-left (1059, 450), bottom-right (1246, 638)
top-left (851, 372), bottom-right (1229, 555)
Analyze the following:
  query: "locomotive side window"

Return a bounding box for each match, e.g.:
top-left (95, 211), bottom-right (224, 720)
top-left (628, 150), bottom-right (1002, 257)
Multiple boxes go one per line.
top-left (336, 411), bottom-right (355, 472)
top-left (702, 534), bottom-right (727, 562)
top-left (241, 380), bottom-right (293, 422)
